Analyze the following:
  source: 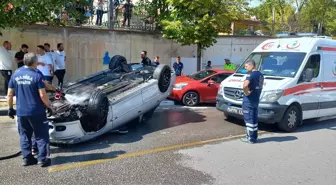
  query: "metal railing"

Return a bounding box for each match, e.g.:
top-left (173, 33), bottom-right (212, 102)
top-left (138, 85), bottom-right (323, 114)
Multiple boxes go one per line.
top-left (48, 0), bottom-right (157, 32)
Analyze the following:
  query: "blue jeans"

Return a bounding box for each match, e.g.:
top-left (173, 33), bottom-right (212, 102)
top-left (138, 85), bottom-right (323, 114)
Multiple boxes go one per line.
top-left (242, 101), bottom-right (259, 142)
top-left (17, 115), bottom-right (50, 162)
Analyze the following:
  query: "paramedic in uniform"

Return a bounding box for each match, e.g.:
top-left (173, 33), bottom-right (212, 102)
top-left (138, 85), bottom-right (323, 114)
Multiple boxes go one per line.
top-left (7, 52), bottom-right (52, 167)
top-left (241, 59), bottom-right (264, 144)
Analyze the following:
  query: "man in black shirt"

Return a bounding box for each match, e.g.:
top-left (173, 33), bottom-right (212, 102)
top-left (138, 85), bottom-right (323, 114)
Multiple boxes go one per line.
top-left (14, 44), bottom-right (28, 68)
top-left (122, 0), bottom-right (133, 27)
top-left (140, 50), bottom-right (151, 65)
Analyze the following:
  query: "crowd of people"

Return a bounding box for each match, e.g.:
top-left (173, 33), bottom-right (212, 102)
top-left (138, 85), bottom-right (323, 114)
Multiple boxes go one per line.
top-left (0, 41), bottom-right (67, 167)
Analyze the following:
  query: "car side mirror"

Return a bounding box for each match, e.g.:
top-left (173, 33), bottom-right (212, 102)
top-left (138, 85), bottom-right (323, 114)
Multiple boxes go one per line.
top-left (208, 80), bottom-right (215, 86)
top-left (303, 68), bottom-right (314, 82)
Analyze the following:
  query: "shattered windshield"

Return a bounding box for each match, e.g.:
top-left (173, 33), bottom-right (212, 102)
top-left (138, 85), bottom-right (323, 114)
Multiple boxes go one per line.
top-left (236, 52), bottom-right (306, 77)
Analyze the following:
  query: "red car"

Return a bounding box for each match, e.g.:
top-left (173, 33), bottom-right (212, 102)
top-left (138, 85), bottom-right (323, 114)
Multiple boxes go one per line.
top-left (168, 69), bottom-right (234, 106)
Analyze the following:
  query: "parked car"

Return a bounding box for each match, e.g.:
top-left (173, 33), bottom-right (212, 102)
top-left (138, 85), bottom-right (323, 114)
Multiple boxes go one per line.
top-left (168, 69), bottom-right (234, 106)
top-left (46, 55), bottom-right (176, 144)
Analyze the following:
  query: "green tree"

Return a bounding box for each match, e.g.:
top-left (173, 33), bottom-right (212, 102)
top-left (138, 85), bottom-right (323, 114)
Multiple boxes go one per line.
top-left (249, 0), bottom-right (296, 34)
top-left (159, 0), bottom-right (247, 70)
top-left (300, 0), bottom-right (336, 35)
top-left (0, 0), bottom-right (88, 35)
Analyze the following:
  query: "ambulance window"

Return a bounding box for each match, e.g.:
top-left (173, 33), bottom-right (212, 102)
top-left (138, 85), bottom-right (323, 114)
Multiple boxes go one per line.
top-left (299, 54), bottom-right (320, 82)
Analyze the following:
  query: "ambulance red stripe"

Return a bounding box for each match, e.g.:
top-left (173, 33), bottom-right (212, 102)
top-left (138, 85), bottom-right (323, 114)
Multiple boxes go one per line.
top-left (320, 47), bottom-right (336, 52)
top-left (283, 82), bottom-right (336, 96)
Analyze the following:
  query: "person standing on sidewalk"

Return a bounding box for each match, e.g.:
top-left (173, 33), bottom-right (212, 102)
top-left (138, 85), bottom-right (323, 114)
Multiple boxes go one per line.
top-left (173, 56), bottom-right (184, 76)
top-left (7, 52), bottom-right (52, 167)
top-left (36, 45), bottom-right (53, 83)
top-left (0, 41), bottom-right (13, 95)
top-left (241, 59), bottom-right (264, 144)
top-left (54, 43), bottom-right (66, 88)
top-left (14, 44), bottom-right (29, 68)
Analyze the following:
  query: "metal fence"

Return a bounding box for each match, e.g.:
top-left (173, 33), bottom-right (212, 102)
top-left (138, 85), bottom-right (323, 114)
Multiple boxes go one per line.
top-left (51, 0), bottom-right (157, 31)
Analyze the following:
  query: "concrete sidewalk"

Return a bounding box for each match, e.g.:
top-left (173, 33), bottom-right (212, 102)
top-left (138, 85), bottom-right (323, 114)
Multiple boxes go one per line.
top-left (177, 120), bottom-right (336, 185)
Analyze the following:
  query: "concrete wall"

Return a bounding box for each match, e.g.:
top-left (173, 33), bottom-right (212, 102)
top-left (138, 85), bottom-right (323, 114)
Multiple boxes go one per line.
top-left (202, 36), bottom-right (270, 69)
top-left (0, 25), bottom-right (271, 93)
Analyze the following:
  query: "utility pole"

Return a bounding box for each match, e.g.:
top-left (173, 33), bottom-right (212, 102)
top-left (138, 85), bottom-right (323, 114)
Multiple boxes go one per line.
top-left (108, 0), bottom-right (115, 29)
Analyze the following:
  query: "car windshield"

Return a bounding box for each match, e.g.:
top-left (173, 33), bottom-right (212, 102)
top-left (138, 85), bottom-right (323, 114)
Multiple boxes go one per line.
top-left (236, 52), bottom-right (306, 77)
top-left (188, 70), bottom-right (217, 80)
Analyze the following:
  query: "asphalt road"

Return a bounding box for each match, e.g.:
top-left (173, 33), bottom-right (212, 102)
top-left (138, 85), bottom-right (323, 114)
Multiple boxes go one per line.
top-left (0, 106), bottom-right (335, 185)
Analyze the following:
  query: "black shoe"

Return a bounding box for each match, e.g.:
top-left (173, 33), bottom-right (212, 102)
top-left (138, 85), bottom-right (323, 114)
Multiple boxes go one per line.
top-left (38, 158), bottom-right (51, 167)
top-left (22, 157), bottom-right (38, 166)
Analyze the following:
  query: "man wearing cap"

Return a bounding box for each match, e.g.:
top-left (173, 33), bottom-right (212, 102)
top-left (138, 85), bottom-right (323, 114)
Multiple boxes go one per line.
top-left (224, 58), bottom-right (235, 71)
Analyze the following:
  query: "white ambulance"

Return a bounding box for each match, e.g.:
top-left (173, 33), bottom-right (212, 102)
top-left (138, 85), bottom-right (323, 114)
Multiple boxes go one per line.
top-left (216, 34), bottom-right (336, 132)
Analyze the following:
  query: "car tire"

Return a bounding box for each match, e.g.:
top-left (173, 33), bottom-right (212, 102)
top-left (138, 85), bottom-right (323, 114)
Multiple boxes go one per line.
top-left (277, 105), bottom-right (301, 132)
top-left (182, 91), bottom-right (199, 106)
top-left (109, 55), bottom-right (131, 72)
top-left (153, 64), bottom-right (171, 93)
top-left (87, 90), bottom-right (109, 122)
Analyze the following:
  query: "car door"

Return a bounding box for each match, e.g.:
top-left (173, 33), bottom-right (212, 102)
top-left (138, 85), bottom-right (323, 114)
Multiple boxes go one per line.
top-left (297, 53), bottom-right (322, 119)
top-left (198, 73), bottom-right (225, 102)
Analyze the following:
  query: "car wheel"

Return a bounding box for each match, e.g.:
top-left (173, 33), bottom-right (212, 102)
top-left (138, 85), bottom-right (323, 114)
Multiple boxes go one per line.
top-left (182, 91), bottom-right (199, 106)
top-left (109, 55), bottom-right (131, 72)
top-left (277, 105), bottom-right (301, 132)
top-left (87, 90), bottom-right (109, 123)
top-left (153, 64), bottom-right (171, 93)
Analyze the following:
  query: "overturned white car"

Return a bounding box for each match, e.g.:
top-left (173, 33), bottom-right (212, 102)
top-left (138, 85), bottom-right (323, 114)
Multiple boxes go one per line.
top-left (47, 55), bottom-right (176, 144)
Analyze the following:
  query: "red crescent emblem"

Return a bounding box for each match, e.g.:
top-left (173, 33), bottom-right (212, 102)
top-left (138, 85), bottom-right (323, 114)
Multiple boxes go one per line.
top-left (286, 41), bottom-right (300, 49)
top-left (261, 42), bottom-right (275, 50)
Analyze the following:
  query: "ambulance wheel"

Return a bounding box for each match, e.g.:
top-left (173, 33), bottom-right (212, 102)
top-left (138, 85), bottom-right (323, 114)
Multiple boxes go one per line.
top-left (277, 105), bottom-right (301, 132)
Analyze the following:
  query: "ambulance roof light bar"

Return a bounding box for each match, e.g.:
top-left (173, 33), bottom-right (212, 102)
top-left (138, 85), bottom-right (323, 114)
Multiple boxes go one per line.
top-left (276, 32), bottom-right (318, 38)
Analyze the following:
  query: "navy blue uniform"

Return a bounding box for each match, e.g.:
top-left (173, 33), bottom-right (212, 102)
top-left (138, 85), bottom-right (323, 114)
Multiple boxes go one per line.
top-left (173, 62), bottom-right (183, 76)
top-left (9, 67), bottom-right (50, 163)
top-left (242, 70), bottom-right (264, 142)
top-left (31, 69), bottom-right (46, 152)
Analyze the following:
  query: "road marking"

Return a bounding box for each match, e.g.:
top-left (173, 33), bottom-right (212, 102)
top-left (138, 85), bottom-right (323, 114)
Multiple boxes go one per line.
top-left (48, 131), bottom-right (267, 173)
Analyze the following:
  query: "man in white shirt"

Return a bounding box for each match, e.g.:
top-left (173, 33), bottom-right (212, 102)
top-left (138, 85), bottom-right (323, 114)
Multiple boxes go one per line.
top-left (54, 43), bottom-right (66, 88)
top-left (36, 45), bottom-right (53, 82)
top-left (0, 41), bottom-right (13, 94)
top-left (44, 43), bottom-right (56, 82)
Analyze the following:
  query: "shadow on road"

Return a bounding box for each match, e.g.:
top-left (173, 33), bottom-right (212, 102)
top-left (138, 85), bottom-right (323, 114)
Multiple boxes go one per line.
top-left (51, 150), bottom-right (126, 165)
top-left (51, 109), bottom-right (206, 153)
top-left (257, 136), bottom-right (298, 143)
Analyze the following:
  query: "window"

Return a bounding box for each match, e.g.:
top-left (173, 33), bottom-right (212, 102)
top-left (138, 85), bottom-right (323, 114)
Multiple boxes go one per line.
top-left (189, 70), bottom-right (216, 80)
top-left (236, 52), bottom-right (307, 77)
top-left (299, 54), bottom-right (321, 83)
top-left (215, 74), bottom-right (230, 83)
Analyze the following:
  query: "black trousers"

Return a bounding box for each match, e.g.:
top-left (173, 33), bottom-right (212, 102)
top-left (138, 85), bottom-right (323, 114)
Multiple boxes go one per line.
top-left (0, 70), bottom-right (12, 95)
top-left (54, 69), bottom-right (66, 88)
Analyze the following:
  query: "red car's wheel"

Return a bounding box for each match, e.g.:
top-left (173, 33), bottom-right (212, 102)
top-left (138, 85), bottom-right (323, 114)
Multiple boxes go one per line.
top-left (182, 91), bottom-right (199, 106)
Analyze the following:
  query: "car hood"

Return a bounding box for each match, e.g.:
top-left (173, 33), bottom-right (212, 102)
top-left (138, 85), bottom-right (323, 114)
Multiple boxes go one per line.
top-left (221, 74), bottom-right (292, 91)
top-left (175, 76), bottom-right (196, 84)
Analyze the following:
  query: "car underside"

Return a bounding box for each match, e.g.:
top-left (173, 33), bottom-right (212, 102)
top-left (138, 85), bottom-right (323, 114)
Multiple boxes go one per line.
top-left (46, 55), bottom-right (174, 143)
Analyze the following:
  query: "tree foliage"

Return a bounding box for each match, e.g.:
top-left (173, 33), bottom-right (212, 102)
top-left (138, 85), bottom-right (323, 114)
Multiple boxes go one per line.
top-left (250, 0), bottom-right (336, 35)
top-left (0, 0), bottom-right (89, 31)
top-left (159, 0), bottom-right (247, 50)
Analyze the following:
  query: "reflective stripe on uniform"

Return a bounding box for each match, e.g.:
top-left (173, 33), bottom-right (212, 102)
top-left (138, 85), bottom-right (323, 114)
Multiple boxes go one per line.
top-left (246, 122), bottom-right (258, 128)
